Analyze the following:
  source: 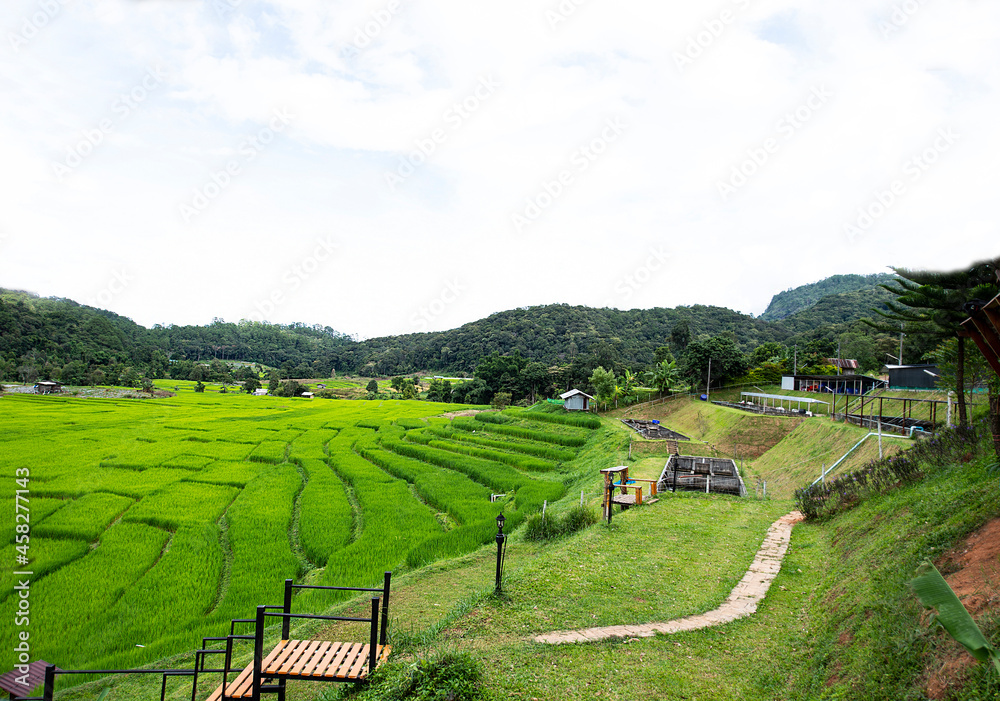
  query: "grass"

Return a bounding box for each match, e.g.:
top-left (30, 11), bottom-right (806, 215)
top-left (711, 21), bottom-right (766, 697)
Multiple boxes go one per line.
top-left (627, 396), bottom-right (802, 458)
top-left (10, 387), bottom-right (1000, 701)
top-left (746, 418), bottom-right (906, 499)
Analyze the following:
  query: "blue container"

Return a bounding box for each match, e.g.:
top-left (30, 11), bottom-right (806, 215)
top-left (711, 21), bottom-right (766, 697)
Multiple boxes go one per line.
top-left (700, 394), bottom-right (708, 401)
top-left (651, 420), bottom-right (660, 425)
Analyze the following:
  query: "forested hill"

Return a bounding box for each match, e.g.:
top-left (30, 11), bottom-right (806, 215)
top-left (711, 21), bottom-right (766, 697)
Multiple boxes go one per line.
top-left (760, 273), bottom-right (897, 321)
top-left (1, 275), bottom-right (899, 383)
top-left (347, 303), bottom-right (780, 376)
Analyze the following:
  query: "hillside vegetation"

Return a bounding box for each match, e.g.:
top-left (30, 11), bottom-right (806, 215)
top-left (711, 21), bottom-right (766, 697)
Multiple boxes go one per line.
top-left (760, 272), bottom-right (897, 321)
top-left (2, 270), bottom-right (906, 384)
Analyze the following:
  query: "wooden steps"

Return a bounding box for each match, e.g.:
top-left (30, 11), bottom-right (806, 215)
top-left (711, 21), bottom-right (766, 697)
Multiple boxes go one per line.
top-left (205, 641), bottom-right (391, 700)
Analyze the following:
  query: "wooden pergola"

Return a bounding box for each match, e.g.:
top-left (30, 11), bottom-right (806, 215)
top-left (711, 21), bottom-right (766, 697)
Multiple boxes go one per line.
top-left (961, 292), bottom-right (1000, 377)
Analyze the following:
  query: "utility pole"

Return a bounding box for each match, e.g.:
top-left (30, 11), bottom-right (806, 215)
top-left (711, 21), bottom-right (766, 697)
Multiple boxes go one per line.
top-left (706, 358), bottom-right (712, 399)
top-left (793, 344), bottom-right (797, 375)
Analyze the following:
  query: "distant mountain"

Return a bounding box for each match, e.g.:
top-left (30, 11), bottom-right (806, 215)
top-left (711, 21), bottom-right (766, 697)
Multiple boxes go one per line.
top-left (1, 273), bottom-right (901, 384)
top-left (760, 273), bottom-right (898, 321)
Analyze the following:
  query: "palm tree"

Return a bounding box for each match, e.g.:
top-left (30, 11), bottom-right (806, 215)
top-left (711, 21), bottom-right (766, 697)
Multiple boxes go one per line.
top-left (649, 359), bottom-right (680, 399)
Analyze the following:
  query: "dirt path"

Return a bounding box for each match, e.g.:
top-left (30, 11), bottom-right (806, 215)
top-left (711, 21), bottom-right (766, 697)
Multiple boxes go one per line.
top-left (534, 510), bottom-right (804, 644)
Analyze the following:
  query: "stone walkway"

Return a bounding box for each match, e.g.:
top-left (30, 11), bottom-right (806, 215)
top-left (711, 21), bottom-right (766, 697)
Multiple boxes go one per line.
top-left (533, 510), bottom-right (804, 644)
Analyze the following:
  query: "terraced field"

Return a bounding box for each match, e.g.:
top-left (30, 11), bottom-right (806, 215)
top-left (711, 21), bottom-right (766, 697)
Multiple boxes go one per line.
top-left (0, 392), bottom-right (593, 679)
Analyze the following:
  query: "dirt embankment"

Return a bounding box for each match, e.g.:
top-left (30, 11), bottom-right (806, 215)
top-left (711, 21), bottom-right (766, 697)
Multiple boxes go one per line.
top-left (924, 517), bottom-right (1000, 699)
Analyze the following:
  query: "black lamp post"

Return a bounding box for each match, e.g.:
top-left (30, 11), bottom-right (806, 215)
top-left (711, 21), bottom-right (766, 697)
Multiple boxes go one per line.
top-left (494, 512), bottom-right (506, 594)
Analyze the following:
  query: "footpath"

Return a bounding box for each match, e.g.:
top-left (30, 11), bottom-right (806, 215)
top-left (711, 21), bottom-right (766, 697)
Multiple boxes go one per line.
top-left (534, 511), bottom-right (804, 644)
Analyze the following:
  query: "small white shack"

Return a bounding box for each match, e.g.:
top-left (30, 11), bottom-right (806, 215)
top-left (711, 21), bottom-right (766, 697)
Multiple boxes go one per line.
top-left (560, 388), bottom-right (594, 411)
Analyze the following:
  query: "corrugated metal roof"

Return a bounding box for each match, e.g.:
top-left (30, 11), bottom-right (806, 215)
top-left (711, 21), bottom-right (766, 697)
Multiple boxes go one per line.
top-left (826, 358), bottom-right (859, 369)
top-left (560, 389), bottom-right (594, 400)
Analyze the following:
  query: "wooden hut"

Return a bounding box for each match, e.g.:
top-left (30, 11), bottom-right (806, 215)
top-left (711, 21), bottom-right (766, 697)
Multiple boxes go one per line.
top-left (560, 388), bottom-right (594, 411)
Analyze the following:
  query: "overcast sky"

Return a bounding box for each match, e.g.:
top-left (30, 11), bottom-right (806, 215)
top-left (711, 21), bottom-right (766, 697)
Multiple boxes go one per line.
top-left (2, 0), bottom-right (998, 339)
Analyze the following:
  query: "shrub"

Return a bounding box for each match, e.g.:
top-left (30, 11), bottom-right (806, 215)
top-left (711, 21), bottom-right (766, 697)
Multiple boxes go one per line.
top-left (524, 513), bottom-right (562, 541)
top-left (524, 505), bottom-right (597, 541)
top-left (354, 651), bottom-right (486, 701)
top-left (562, 504), bottom-right (599, 532)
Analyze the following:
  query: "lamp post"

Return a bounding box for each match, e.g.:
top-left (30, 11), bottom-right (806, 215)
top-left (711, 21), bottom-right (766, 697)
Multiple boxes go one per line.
top-left (494, 513), bottom-right (506, 594)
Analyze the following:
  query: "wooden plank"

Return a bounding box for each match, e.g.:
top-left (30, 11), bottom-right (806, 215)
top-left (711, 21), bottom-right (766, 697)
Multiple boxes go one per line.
top-left (274, 640), bottom-right (307, 675)
top-left (293, 640), bottom-right (326, 675)
top-left (335, 643), bottom-right (365, 678)
top-left (313, 641), bottom-right (346, 677)
top-left (345, 644), bottom-right (371, 679)
top-left (283, 639), bottom-right (322, 675)
top-left (205, 661), bottom-right (255, 701)
top-left (324, 642), bottom-right (358, 678)
top-left (299, 640), bottom-right (332, 677)
top-left (264, 639), bottom-right (300, 674)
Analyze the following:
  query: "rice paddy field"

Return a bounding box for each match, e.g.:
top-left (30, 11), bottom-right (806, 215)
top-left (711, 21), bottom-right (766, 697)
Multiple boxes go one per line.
top-left (0, 391), bottom-right (595, 682)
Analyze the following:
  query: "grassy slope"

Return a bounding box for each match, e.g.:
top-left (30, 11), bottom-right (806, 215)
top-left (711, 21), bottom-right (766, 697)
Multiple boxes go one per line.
top-left (626, 396), bottom-right (803, 458)
top-left (788, 427), bottom-right (1000, 700)
top-left (747, 419), bottom-right (906, 499)
top-left (42, 406), bottom-right (1000, 701)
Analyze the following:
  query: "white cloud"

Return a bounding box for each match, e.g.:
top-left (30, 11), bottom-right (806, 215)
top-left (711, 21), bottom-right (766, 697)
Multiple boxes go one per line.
top-left (1, 0), bottom-right (998, 338)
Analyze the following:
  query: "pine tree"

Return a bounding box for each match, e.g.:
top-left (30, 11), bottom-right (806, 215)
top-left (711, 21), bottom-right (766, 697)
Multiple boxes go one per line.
top-left (869, 257), bottom-right (999, 426)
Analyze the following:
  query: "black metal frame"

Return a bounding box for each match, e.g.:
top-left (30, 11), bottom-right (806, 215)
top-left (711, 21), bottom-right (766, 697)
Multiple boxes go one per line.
top-left (250, 573), bottom-right (392, 701)
top-left (15, 664), bottom-right (195, 701)
top-left (13, 572), bottom-right (392, 701)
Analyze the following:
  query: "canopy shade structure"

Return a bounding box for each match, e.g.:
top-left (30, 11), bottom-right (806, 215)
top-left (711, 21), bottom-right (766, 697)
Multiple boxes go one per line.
top-left (740, 392), bottom-right (830, 404)
top-left (739, 392), bottom-right (829, 414)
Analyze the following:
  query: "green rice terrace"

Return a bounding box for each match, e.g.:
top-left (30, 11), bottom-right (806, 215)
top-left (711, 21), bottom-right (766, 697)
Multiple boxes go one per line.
top-left (2, 389), bottom-right (999, 700)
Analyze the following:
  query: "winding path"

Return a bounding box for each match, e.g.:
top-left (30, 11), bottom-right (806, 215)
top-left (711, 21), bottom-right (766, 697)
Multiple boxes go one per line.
top-left (534, 511), bottom-right (804, 644)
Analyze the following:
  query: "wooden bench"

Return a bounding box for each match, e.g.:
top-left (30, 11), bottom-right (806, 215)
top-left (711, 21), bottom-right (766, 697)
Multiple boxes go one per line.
top-left (205, 573), bottom-right (392, 700)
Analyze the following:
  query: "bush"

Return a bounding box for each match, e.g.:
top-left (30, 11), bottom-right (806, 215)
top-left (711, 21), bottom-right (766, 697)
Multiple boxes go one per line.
top-left (524, 505), bottom-right (597, 541)
top-left (352, 651), bottom-right (486, 701)
top-left (524, 513), bottom-right (562, 541)
top-left (562, 504), bottom-right (599, 532)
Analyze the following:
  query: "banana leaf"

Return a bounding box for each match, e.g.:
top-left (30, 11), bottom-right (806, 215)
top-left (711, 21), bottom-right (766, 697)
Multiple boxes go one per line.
top-left (911, 561), bottom-right (1000, 673)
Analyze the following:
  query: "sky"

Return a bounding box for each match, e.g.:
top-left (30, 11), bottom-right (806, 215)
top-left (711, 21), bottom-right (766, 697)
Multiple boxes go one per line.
top-left (2, 0), bottom-right (999, 340)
